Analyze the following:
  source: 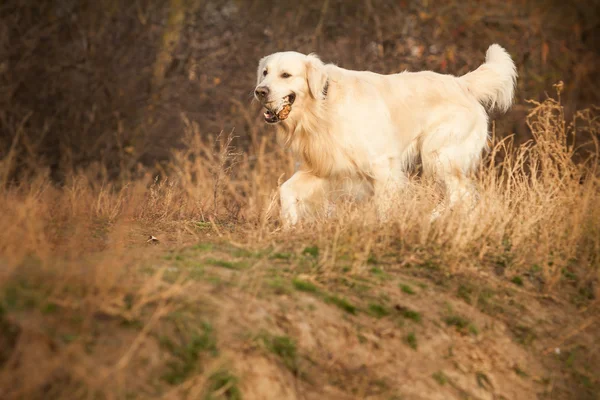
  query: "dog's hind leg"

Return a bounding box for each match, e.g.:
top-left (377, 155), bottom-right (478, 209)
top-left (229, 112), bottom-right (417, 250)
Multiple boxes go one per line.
top-left (421, 109), bottom-right (487, 220)
top-left (280, 171), bottom-right (330, 228)
top-left (422, 146), bottom-right (481, 221)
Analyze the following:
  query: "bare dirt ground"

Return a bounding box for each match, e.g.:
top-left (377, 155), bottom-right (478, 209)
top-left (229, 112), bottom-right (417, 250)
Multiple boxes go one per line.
top-left (2, 228), bottom-right (597, 400)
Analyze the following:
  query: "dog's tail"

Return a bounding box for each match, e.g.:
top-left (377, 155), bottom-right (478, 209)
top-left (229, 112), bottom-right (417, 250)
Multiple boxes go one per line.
top-left (460, 44), bottom-right (517, 112)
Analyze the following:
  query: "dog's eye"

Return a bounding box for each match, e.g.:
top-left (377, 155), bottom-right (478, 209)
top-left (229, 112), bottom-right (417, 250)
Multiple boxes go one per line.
top-left (281, 72), bottom-right (291, 78)
top-left (263, 69), bottom-right (268, 77)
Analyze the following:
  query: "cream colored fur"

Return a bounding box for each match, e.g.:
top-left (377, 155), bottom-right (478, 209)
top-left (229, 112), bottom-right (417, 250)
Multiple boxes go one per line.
top-left (254, 44), bottom-right (517, 227)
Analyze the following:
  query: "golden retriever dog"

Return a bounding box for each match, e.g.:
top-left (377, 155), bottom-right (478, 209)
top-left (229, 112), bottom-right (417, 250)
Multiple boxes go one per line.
top-left (254, 44), bottom-right (517, 227)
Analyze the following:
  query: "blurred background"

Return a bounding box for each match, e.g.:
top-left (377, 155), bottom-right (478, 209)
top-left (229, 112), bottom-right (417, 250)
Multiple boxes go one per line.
top-left (1, 0), bottom-right (599, 183)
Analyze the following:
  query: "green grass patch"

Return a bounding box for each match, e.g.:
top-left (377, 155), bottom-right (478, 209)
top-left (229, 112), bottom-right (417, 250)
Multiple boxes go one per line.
top-left (476, 371), bottom-right (493, 391)
top-left (60, 333), bottom-right (78, 344)
top-left (120, 318), bottom-right (144, 330)
top-left (476, 289), bottom-right (504, 315)
top-left (514, 365), bottom-right (529, 378)
top-left (271, 252), bottom-right (292, 260)
top-left (160, 322), bottom-right (218, 385)
top-left (262, 334), bottom-right (300, 375)
top-left (205, 258), bottom-right (245, 270)
top-left (511, 276), bottom-right (524, 286)
top-left (192, 243), bottom-right (213, 251)
top-left (292, 279), bottom-right (319, 293)
top-left (339, 277), bottom-right (371, 294)
top-left (370, 267), bottom-right (391, 280)
top-left (561, 267), bottom-right (577, 281)
top-left (405, 332), bottom-right (417, 350)
top-left (572, 284), bottom-right (594, 307)
top-left (457, 284), bottom-right (473, 304)
top-left (368, 303), bottom-right (390, 318)
top-left (399, 283), bottom-right (415, 295)
top-left (432, 371), bottom-right (448, 385)
top-left (511, 324), bottom-right (536, 346)
top-left (302, 246), bottom-right (319, 257)
top-left (42, 302), bottom-right (59, 314)
top-left (204, 370), bottom-right (241, 400)
top-left (195, 221), bottom-right (212, 230)
top-left (417, 258), bottom-right (440, 271)
top-left (396, 305), bottom-right (421, 323)
top-left (444, 315), bottom-right (478, 335)
top-left (325, 295), bottom-right (357, 315)
top-left (230, 247), bottom-right (255, 258)
top-left (266, 278), bottom-right (291, 295)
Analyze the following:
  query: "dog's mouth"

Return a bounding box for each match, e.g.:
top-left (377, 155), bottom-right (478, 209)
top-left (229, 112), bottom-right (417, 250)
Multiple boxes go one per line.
top-left (263, 93), bottom-right (296, 124)
top-left (263, 109), bottom-right (279, 124)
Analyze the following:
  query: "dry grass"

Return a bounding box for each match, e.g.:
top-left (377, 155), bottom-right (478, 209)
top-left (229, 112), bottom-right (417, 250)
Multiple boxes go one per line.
top-left (0, 92), bottom-right (598, 399)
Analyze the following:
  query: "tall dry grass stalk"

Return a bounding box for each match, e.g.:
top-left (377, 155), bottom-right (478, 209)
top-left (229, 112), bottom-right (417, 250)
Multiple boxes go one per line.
top-left (0, 91), bottom-right (597, 398)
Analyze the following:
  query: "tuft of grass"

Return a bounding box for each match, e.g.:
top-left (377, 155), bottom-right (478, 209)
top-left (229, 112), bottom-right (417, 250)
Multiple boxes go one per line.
top-left (271, 252), bottom-right (292, 260)
top-left (432, 371), bottom-right (448, 385)
top-left (511, 324), bottom-right (537, 346)
top-left (476, 289), bottom-right (504, 315)
top-left (60, 333), bottom-right (78, 344)
top-left (160, 322), bottom-right (218, 385)
top-left (417, 258), bottom-right (440, 271)
top-left (405, 332), bottom-right (418, 350)
top-left (302, 246), bottom-right (319, 257)
top-left (230, 247), bottom-right (255, 258)
top-left (572, 283), bottom-right (595, 307)
top-left (457, 284), bottom-right (473, 304)
top-left (368, 303), bottom-right (390, 318)
top-left (262, 334), bottom-right (300, 375)
top-left (41, 302), bottom-right (59, 314)
top-left (204, 370), bottom-right (241, 400)
top-left (195, 221), bottom-right (212, 231)
top-left (193, 242), bottom-right (213, 251)
top-left (266, 277), bottom-right (291, 295)
top-left (292, 279), bottom-right (319, 293)
top-left (396, 305), bottom-right (422, 323)
top-left (399, 283), bottom-right (415, 295)
top-left (475, 371), bottom-right (493, 391)
top-left (561, 267), bottom-right (577, 281)
top-left (514, 365), bottom-right (529, 378)
top-left (444, 315), bottom-right (478, 335)
top-left (326, 295), bottom-right (357, 315)
top-left (511, 276), bottom-right (524, 286)
top-left (205, 258), bottom-right (245, 270)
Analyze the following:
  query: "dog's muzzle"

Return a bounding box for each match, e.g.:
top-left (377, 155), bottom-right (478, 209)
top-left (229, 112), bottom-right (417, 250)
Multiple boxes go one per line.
top-left (263, 93), bottom-right (296, 124)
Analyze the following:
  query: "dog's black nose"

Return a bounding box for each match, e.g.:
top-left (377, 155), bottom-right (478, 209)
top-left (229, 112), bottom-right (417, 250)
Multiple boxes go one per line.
top-left (255, 86), bottom-right (269, 98)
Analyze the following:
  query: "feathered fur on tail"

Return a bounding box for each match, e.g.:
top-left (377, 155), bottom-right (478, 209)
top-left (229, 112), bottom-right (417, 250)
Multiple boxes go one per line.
top-left (460, 44), bottom-right (517, 112)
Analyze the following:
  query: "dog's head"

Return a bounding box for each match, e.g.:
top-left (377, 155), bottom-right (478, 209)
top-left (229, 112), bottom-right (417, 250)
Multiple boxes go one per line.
top-left (254, 51), bottom-right (328, 124)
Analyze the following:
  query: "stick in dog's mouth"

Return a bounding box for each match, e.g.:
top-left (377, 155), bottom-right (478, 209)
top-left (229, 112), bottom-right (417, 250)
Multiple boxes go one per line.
top-left (263, 93), bottom-right (296, 124)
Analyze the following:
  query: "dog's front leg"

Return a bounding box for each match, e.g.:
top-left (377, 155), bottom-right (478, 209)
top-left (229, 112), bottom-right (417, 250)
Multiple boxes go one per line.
top-left (279, 171), bottom-right (329, 228)
top-left (372, 163), bottom-right (408, 223)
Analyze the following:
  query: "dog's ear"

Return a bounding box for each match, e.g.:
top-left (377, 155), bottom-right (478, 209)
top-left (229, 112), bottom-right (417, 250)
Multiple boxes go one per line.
top-left (256, 55), bottom-right (268, 85)
top-left (306, 54), bottom-right (327, 99)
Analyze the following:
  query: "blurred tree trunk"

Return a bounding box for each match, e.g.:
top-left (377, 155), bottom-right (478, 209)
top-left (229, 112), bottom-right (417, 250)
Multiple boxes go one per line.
top-left (128, 0), bottom-right (191, 177)
top-left (152, 0), bottom-right (186, 91)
